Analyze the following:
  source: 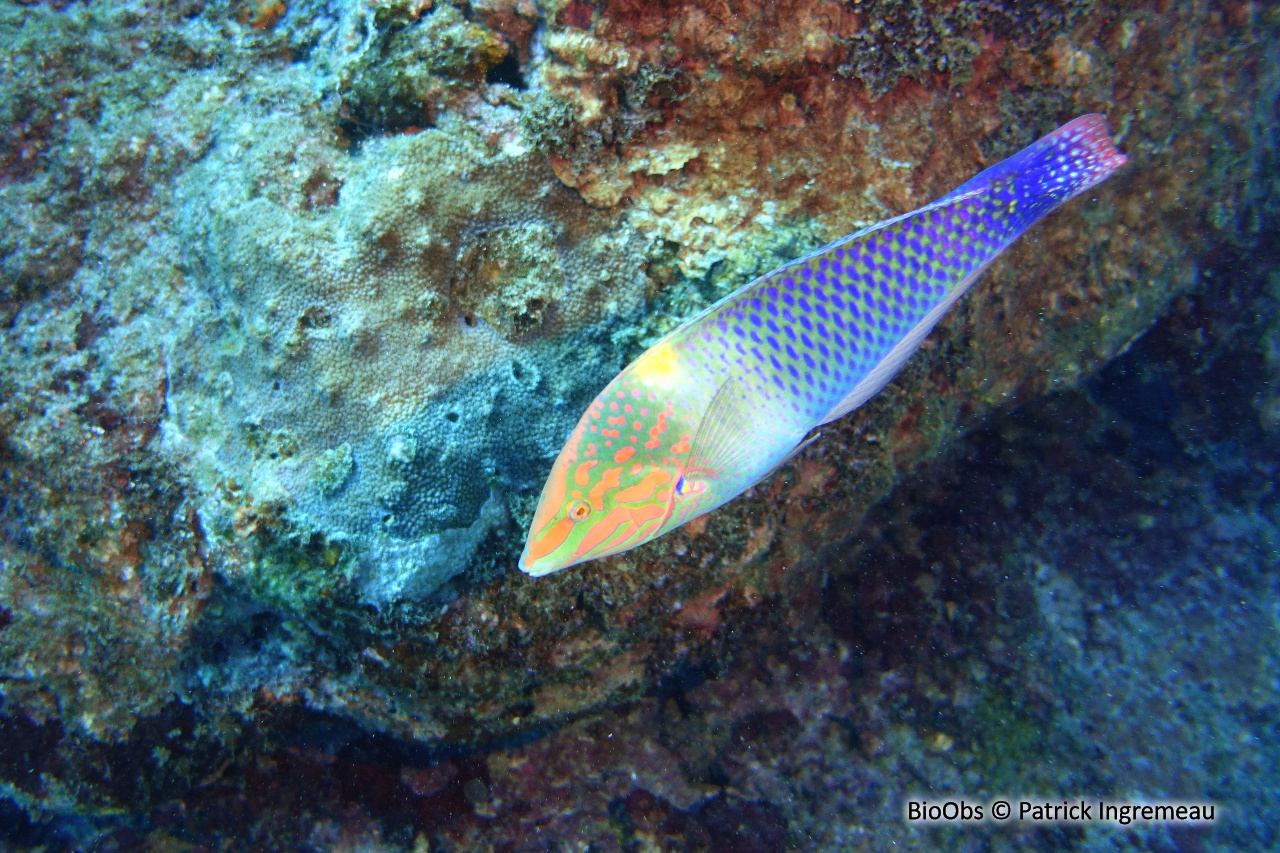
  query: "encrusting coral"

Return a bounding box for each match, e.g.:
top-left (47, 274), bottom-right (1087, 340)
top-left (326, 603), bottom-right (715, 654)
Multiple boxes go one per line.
top-left (170, 125), bottom-right (646, 602)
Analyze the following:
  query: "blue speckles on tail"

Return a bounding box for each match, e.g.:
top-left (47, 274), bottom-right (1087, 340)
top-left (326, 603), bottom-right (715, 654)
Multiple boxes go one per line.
top-left (705, 114), bottom-right (1128, 427)
top-left (944, 114), bottom-right (1129, 225)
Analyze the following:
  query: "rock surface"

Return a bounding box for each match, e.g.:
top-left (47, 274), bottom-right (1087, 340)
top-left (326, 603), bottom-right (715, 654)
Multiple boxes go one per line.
top-left (1, 0), bottom-right (1278, 847)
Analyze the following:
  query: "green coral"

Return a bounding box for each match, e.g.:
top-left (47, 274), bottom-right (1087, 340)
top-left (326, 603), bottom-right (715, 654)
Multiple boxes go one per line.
top-left (245, 533), bottom-right (355, 619)
top-left (313, 443), bottom-right (354, 495)
top-left (521, 63), bottom-right (683, 156)
top-left (520, 89), bottom-right (583, 152)
top-left (339, 3), bottom-right (509, 135)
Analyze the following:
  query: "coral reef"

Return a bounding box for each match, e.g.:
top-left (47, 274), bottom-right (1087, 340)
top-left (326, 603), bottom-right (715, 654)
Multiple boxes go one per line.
top-left (9, 231), bottom-right (1279, 850)
top-left (170, 125), bottom-right (642, 602)
top-left (1, 0), bottom-right (1279, 846)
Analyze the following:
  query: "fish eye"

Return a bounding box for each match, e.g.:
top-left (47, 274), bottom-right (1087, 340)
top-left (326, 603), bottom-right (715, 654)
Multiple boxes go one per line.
top-left (568, 501), bottom-right (591, 521)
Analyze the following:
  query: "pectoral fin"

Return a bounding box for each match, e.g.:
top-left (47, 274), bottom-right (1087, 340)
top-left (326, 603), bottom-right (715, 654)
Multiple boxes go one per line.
top-left (684, 378), bottom-right (818, 495)
top-left (683, 377), bottom-right (759, 484)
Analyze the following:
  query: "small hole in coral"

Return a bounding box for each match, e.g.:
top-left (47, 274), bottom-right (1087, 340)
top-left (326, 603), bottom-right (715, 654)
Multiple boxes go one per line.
top-left (485, 53), bottom-right (526, 90)
top-left (463, 313), bottom-right (477, 327)
top-left (511, 362), bottom-right (524, 379)
top-left (272, 380), bottom-right (282, 391)
top-left (446, 412), bottom-right (460, 422)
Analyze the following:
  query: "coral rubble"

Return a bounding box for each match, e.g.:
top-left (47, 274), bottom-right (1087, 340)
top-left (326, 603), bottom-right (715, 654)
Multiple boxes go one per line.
top-left (1, 0), bottom-right (1278, 846)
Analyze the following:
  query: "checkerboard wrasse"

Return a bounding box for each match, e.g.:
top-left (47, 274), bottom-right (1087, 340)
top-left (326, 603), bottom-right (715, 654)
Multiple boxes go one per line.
top-left (521, 114), bottom-right (1127, 576)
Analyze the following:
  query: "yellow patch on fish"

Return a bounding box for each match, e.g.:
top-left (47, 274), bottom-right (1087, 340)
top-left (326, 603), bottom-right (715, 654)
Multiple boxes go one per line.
top-left (630, 341), bottom-right (681, 388)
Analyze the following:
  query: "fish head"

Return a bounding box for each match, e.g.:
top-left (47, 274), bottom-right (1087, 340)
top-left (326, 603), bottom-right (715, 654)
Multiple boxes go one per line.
top-left (520, 342), bottom-right (699, 576)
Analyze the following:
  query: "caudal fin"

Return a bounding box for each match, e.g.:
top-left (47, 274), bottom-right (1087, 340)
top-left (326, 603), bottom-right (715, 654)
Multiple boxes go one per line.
top-left (1022, 113), bottom-right (1128, 200)
top-left (944, 114), bottom-right (1128, 207)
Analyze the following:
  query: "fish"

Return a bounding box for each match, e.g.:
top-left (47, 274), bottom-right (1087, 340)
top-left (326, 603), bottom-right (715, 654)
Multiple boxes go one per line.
top-left (520, 114), bottom-right (1127, 576)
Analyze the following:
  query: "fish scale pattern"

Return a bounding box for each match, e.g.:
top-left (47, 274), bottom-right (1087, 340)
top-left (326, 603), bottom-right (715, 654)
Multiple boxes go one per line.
top-left (521, 115), bottom-right (1127, 575)
top-left (682, 114), bottom-right (1127, 426)
top-left (684, 197), bottom-right (1007, 425)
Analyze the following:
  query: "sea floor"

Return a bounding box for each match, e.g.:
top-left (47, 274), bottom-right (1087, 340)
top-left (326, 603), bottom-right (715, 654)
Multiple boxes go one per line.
top-left (7, 223), bottom-right (1276, 853)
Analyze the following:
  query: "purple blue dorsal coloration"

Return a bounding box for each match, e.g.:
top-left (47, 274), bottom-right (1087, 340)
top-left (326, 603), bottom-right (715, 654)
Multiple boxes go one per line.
top-left (521, 114), bottom-right (1128, 575)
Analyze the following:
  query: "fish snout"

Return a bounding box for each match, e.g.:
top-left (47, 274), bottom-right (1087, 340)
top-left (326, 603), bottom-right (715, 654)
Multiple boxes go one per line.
top-left (518, 538), bottom-right (572, 577)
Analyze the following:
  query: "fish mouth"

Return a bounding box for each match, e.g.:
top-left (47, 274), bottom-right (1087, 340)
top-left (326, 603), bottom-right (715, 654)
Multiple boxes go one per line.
top-left (517, 546), bottom-right (565, 577)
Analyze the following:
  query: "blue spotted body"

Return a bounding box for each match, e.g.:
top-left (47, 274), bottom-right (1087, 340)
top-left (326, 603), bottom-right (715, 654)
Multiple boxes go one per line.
top-left (521, 115), bottom-right (1127, 575)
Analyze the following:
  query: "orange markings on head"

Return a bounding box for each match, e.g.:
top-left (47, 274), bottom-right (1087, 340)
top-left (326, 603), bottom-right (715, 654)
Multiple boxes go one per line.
top-left (632, 389), bottom-right (642, 398)
top-left (610, 401), bottom-right (619, 411)
top-left (656, 487), bottom-right (671, 502)
top-left (605, 440), bottom-right (613, 447)
top-left (645, 408), bottom-right (670, 449)
top-left (630, 463), bottom-right (644, 475)
top-left (613, 446), bottom-right (636, 463)
top-left (589, 466), bottom-right (623, 511)
top-left (631, 516), bottom-right (665, 547)
top-left (574, 459), bottom-right (598, 487)
top-left (632, 421), bottom-right (643, 431)
top-left (602, 428), bottom-right (621, 438)
top-left (612, 469), bottom-right (672, 504)
top-left (572, 510), bottom-right (632, 560)
top-left (573, 502), bottom-right (668, 560)
top-left (629, 435), bottom-right (638, 443)
top-left (671, 434), bottom-right (692, 454)
top-left (608, 502), bottom-right (669, 552)
top-left (527, 516), bottom-right (574, 562)
top-left (585, 443), bottom-right (597, 457)
top-left (608, 415), bottom-right (626, 426)
top-left (616, 391), bottom-right (626, 398)
top-left (624, 404), bottom-right (633, 413)
top-left (640, 408), bottom-right (649, 416)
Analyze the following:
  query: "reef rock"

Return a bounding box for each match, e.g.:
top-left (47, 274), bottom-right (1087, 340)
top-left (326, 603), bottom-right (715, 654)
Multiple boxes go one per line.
top-left (0, 0), bottom-right (1277, 841)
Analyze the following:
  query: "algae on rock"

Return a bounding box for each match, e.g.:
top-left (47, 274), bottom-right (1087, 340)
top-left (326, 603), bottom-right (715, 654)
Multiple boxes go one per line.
top-left (338, 3), bottom-right (512, 135)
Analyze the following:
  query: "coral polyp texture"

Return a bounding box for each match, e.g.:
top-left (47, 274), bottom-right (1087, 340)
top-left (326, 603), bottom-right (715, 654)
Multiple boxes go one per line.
top-left (0, 0), bottom-right (1278, 846)
top-left (171, 128), bottom-right (642, 602)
